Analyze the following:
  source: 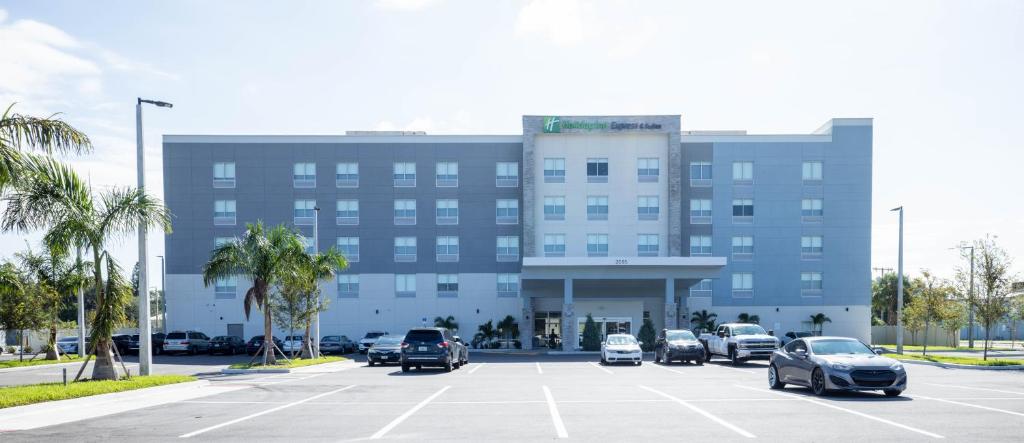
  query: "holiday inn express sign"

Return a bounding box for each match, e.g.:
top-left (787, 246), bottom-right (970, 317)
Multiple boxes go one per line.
top-left (542, 116), bottom-right (664, 133)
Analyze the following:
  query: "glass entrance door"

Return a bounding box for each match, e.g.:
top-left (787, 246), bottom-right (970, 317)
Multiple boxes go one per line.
top-left (577, 316), bottom-right (633, 347)
top-left (533, 311), bottom-right (562, 349)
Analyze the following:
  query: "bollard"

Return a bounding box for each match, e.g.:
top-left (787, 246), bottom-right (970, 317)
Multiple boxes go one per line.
top-left (63, 367), bottom-right (68, 386)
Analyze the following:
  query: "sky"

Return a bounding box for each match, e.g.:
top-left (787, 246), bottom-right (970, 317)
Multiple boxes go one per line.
top-left (0, 0), bottom-right (1022, 288)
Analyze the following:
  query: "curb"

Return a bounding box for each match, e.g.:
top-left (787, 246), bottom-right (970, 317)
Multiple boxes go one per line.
top-left (220, 368), bottom-right (292, 374)
top-left (219, 359), bottom-right (354, 375)
top-left (0, 360), bottom-right (85, 374)
top-left (896, 358), bottom-right (1024, 371)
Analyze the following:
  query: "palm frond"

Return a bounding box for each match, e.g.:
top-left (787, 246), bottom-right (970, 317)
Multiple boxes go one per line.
top-left (97, 186), bottom-right (172, 240)
top-left (0, 104), bottom-right (93, 155)
top-left (1, 155), bottom-right (92, 234)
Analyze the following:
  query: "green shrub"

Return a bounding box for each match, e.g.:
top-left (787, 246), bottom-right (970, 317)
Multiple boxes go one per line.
top-left (638, 319), bottom-right (656, 352)
top-left (581, 314), bottom-right (601, 351)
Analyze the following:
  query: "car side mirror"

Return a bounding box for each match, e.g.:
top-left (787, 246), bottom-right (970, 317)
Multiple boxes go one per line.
top-left (873, 348), bottom-right (884, 355)
top-left (717, 332), bottom-right (725, 338)
top-left (638, 341), bottom-right (644, 346)
top-left (767, 330), bottom-right (774, 336)
top-left (794, 349), bottom-right (807, 358)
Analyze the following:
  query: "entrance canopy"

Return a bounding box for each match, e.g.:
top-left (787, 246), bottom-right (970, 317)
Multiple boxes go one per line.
top-left (521, 256), bottom-right (726, 281)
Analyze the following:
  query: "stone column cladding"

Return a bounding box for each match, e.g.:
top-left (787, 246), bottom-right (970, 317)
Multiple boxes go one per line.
top-left (664, 278), bottom-right (678, 329)
top-left (521, 296), bottom-right (534, 350)
top-left (562, 278), bottom-right (575, 350)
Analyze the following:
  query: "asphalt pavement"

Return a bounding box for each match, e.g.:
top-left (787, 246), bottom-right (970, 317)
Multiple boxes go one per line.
top-left (2, 353), bottom-right (1023, 441)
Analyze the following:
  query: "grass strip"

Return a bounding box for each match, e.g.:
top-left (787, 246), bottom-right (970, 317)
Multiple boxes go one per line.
top-left (875, 344), bottom-right (1014, 352)
top-left (0, 356), bottom-right (87, 369)
top-left (885, 353), bottom-right (1023, 367)
top-left (228, 355), bottom-right (345, 369)
top-left (0, 375), bottom-right (196, 409)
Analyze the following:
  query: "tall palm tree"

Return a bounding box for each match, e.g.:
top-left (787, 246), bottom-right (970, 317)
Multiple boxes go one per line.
top-left (292, 248), bottom-right (347, 359)
top-left (737, 312), bottom-right (760, 324)
top-left (810, 313), bottom-right (832, 335)
top-left (690, 309), bottom-right (718, 332)
top-left (434, 315), bottom-right (458, 332)
top-left (0, 104), bottom-right (92, 196)
top-left (16, 246), bottom-right (90, 360)
top-left (497, 315), bottom-right (519, 349)
top-left (202, 222), bottom-right (305, 365)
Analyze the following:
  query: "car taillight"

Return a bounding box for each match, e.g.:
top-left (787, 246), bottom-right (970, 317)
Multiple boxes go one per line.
top-left (401, 342), bottom-right (409, 348)
top-left (437, 342), bottom-right (448, 348)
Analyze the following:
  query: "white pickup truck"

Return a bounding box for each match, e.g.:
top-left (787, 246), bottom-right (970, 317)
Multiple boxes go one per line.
top-left (699, 323), bottom-right (780, 365)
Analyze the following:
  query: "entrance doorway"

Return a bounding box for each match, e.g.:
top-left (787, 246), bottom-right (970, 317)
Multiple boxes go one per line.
top-left (577, 316), bottom-right (633, 347)
top-left (534, 311), bottom-right (562, 349)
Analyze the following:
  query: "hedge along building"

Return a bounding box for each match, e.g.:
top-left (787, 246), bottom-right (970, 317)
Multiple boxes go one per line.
top-left (162, 115), bottom-right (872, 349)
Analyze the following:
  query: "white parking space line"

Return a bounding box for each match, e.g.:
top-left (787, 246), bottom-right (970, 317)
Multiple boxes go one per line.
top-left (468, 362), bottom-right (486, 374)
top-left (369, 386), bottom-right (450, 440)
top-left (639, 385), bottom-right (756, 438)
top-left (734, 385), bottom-right (944, 439)
top-left (179, 384), bottom-right (356, 438)
top-left (649, 362), bottom-right (688, 375)
top-left (712, 364), bottom-right (757, 374)
top-left (536, 362), bottom-right (543, 374)
top-left (924, 383), bottom-right (1024, 396)
top-left (588, 362), bottom-right (613, 374)
top-left (542, 386), bottom-right (569, 439)
top-left (913, 395), bottom-right (1024, 418)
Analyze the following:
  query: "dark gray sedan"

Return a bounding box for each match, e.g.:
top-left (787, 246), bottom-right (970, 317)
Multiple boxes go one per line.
top-left (769, 336), bottom-right (907, 397)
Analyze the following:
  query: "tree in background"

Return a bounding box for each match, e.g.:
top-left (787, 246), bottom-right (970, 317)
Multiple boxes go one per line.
top-left (581, 314), bottom-right (601, 351)
top-left (434, 315), bottom-right (458, 332)
top-left (474, 320), bottom-right (495, 349)
top-left (293, 249), bottom-right (346, 358)
top-left (0, 262), bottom-right (46, 361)
top-left (809, 313), bottom-right (832, 335)
top-left (16, 246), bottom-right (89, 359)
top-left (271, 273), bottom-right (312, 359)
top-left (638, 318), bottom-right (656, 352)
top-left (908, 270), bottom-right (958, 355)
top-left (902, 301), bottom-right (926, 345)
top-left (689, 310), bottom-right (717, 333)
top-left (871, 273), bottom-right (921, 326)
top-left (737, 312), bottom-right (760, 324)
top-left (1007, 297), bottom-right (1024, 349)
top-left (970, 236), bottom-right (1014, 360)
top-left (941, 301), bottom-right (969, 349)
top-left (497, 315), bottom-right (519, 349)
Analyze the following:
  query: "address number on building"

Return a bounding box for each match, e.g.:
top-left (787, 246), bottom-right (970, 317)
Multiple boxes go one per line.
top-left (615, 259), bottom-right (629, 265)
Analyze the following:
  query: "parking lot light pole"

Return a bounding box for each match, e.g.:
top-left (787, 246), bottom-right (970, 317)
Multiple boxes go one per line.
top-left (891, 206), bottom-right (904, 355)
top-left (313, 206), bottom-right (321, 357)
top-left (137, 98), bottom-right (172, 376)
top-left (952, 244), bottom-right (976, 348)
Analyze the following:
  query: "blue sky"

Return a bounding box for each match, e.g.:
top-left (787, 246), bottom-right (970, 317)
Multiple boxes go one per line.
top-left (1, 0), bottom-right (1021, 286)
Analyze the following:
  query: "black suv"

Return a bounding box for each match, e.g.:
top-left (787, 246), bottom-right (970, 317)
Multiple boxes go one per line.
top-left (400, 327), bottom-right (466, 372)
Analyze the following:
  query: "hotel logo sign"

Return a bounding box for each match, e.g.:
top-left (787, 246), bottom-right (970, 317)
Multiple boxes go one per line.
top-left (541, 116), bottom-right (662, 133)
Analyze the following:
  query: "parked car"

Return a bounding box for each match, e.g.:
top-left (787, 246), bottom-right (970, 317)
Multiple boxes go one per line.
top-left (321, 335), bottom-right (357, 354)
top-left (452, 336), bottom-right (469, 366)
top-left (400, 327), bottom-right (464, 372)
top-left (654, 329), bottom-right (704, 365)
top-left (600, 334), bottom-right (643, 365)
top-left (57, 336), bottom-right (86, 355)
top-left (359, 331), bottom-right (388, 354)
top-left (246, 335), bottom-right (284, 355)
top-left (127, 333), bottom-right (166, 355)
top-left (769, 336), bottom-right (906, 397)
top-left (699, 323), bottom-right (779, 365)
top-left (780, 331), bottom-right (815, 346)
top-left (282, 335), bottom-right (307, 355)
top-left (162, 330), bottom-right (212, 355)
top-left (367, 335), bottom-right (404, 366)
top-left (112, 334), bottom-right (134, 356)
top-left (209, 336), bottom-right (246, 355)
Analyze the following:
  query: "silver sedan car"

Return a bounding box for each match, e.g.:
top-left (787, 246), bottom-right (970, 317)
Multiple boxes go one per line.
top-left (768, 336), bottom-right (907, 397)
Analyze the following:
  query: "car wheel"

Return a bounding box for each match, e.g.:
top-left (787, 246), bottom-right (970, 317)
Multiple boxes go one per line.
top-left (811, 368), bottom-right (828, 396)
top-left (368, 361), bottom-right (375, 367)
top-left (704, 347), bottom-right (712, 362)
top-left (768, 365), bottom-right (785, 390)
top-left (884, 389), bottom-right (903, 397)
top-left (189, 346), bottom-right (196, 356)
top-left (696, 358), bottom-right (704, 366)
top-left (401, 364), bottom-right (409, 372)
top-left (654, 351), bottom-right (661, 363)
top-left (444, 357), bottom-right (453, 372)
top-left (416, 365), bottom-right (422, 370)
top-left (636, 361), bottom-right (642, 366)
top-left (729, 347), bottom-right (739, 366)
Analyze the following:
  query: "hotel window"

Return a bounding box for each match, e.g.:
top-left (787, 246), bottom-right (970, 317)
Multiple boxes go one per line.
top-left (496, 236), bottom-right (520, 262)
top-left (587, 234), bottom-right (609, 257)
top-left (637, 196), bottom-right (659, 220)
top-left (801, 272), bottom-right (823, 292)
top-left (689, 235), bottom-right (712, 256)
top-left (497, 274), bottom-right (520, 297)
top-left (543, 196), bottom-right (565, 221)
top-left (543, 234), bottom-right (566, 257)
top-left (732, 236), bottom-right (754, 258)
top-left (336, 237), bottom-right (359, 262)
top-left (544, 158), bottom-right (566, 183)
top-left (637, 234), bottom-right (659, 257)
top-left (214, 237), bottom-right (234, 249)
top-left (437, 274), bottom-right (459, 297)
top-left (436, 199), bottom-right (459, 225)
top-left (690, 199), bottom-right (712, 224)
top-left (690, 279), bottom-right (713, 297)
top-left (732, 199), bottom-right (754, 223)
top-left (802, 161), bottom-right (823, 182)
top-left (336, 162), bottom-right (358, 188)
top-left (801, 236), bottom-right (823, 258)
top-left (496, 199), bottom-right (519, 224)
top-left (293, 162), bottom-right (316, 188)
top-left (732, 272), bottom-right (753, 298)
top-left (732, 161), bottom-right (753, 183)
top-left (394, 237), bottom-right (417, 262)
top-left (587, 158), bottom-right (608, 183)
top-left (393, 162), bottom-right (416, 187)
top-left (638, 158), bottom-right (660, 182)
top-left (213, 162), bottom-right (235, 188)
top-left (496, 162), bottom-right (519, 187)
top-left (394, 199), bottom-right (416, 225)
top-left (337, 275), bottom-right (359, 298)
top-left (689, 161), bottom-right (712, 187)
top-left (395, 274), bottom-right (416, 297)
top-left (435, 161), bottom-right (458, 187)
top-left (293, 200), bottom-right (316, 225)
top-left (335, 199), bottom-right (358, 225)
top-left (587, 196), bottom-right (609, 220)
top-left (214, 200), bottom-right (236, 225)
top-left (301, 236), bottom-right (315, 254)
top-left (801, 199), bottom-right (823, 221)
top-left (214, 276), bottom-right (237, 299)
top-left (436, 236), bottom-right (459, 262)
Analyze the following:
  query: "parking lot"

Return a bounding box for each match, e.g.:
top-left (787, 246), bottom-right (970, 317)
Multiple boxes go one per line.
top-left (3, 354), bottom-right (1023, 441)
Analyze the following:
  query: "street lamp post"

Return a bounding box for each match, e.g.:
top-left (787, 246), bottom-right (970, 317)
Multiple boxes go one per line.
top-left (157, 255), bottom-right (167, 333)
top-left (891, 206), bottom-right (904, 355)
top-left (136, 98), bottom-right (172, 376)
top-left (77, 248), bottom-right (86, 358)
top-left (313, 206), bottom-right (321, 357)
top-left (954, 245), bottom-right (976, 348)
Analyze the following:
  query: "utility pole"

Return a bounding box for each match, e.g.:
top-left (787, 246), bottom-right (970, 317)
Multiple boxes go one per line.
top-left (891, 206), bottom-right (904, 355)
top-left (953, 244), bottom-right (976, 348)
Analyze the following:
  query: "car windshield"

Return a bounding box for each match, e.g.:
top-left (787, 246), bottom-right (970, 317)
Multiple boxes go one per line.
top-left (213, 336), bottom-right (230, 341)
top-left (58, 337), bottom-right (77, 342)
top-left (167, 332), bottom-right (186, 339)
top-left (796, 332), bottom-right (813, 338)
top-left (667, 331), bottom-right (696, 341)
top-left (732, 325), bottom-right (767, 336)
top-left (405, 330), bottom-right (442, 344)
top-left (322, 336), bottom-right (339, 342)
top-left (606, 336), bottom-right (638, 346)
top-left (364, 332), bottom-right (385, 339)
top-left (376, 337), bottom-right (402, 345)
top-left (810, 339), bottom-right (874, 355)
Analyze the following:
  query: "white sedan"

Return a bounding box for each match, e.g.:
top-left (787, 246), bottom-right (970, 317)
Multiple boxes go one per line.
top-left (600, 334), bottom-right (643, 365)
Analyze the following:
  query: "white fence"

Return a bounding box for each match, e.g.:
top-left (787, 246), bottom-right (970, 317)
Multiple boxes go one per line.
top-left (871, 325), bottom-right (958, 347)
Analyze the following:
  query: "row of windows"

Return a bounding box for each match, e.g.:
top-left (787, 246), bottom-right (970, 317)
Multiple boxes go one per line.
top-left (543, 157), bottom-right (660, 183)
top-left (542, 195), bottom-right (660, 221)
top-left (689, 198), bottom-right (825, 224)
top-left (685, 271), bottom-right (824, 299)
top-left (216, 235), bottom-right (521, 263)
top-left (212, 161), bottom-right (520, 189)
top-left (688, 161), bottom-right (824, 186)
top-left (212, 199), bottom-right (524, 226)
top-left (214, 274), bottom-right (521, 299)
top-left (689, 235), bottom-right (824, 258)
top-left (541, 233), bottom-right (662, 257)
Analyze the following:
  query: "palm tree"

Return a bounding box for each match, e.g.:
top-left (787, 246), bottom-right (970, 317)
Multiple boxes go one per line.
top-left (292, 248), bottom-right (347, 359)
top-left (737, 312), bottom-right (760, 324)
top-left (0, 103), bottom-right (92, 196)
top-left (2, 158), bottom-right (169, 380)
top-left (474, 320), bottom-right (496, 349)
top-left (497, 315), bottom-right (519, 349)
top-left (16, 246), bottom-right (90, 359)
top-left (690, 310), bottom-right (718, 332)
top-left (810, 313), bottom-right (832, 335)
top-left (434, 315), bottom-right (458, 332)
top-left (203, 222), bottom-right (304, 365)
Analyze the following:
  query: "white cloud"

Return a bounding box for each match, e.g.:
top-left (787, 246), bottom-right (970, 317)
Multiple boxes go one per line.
top-left (375, 0), bottom-right (441, 12)
top-left (373, 110), bottom-right (479, 134)
top-left (515, 0), bottom-right (588, 47)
